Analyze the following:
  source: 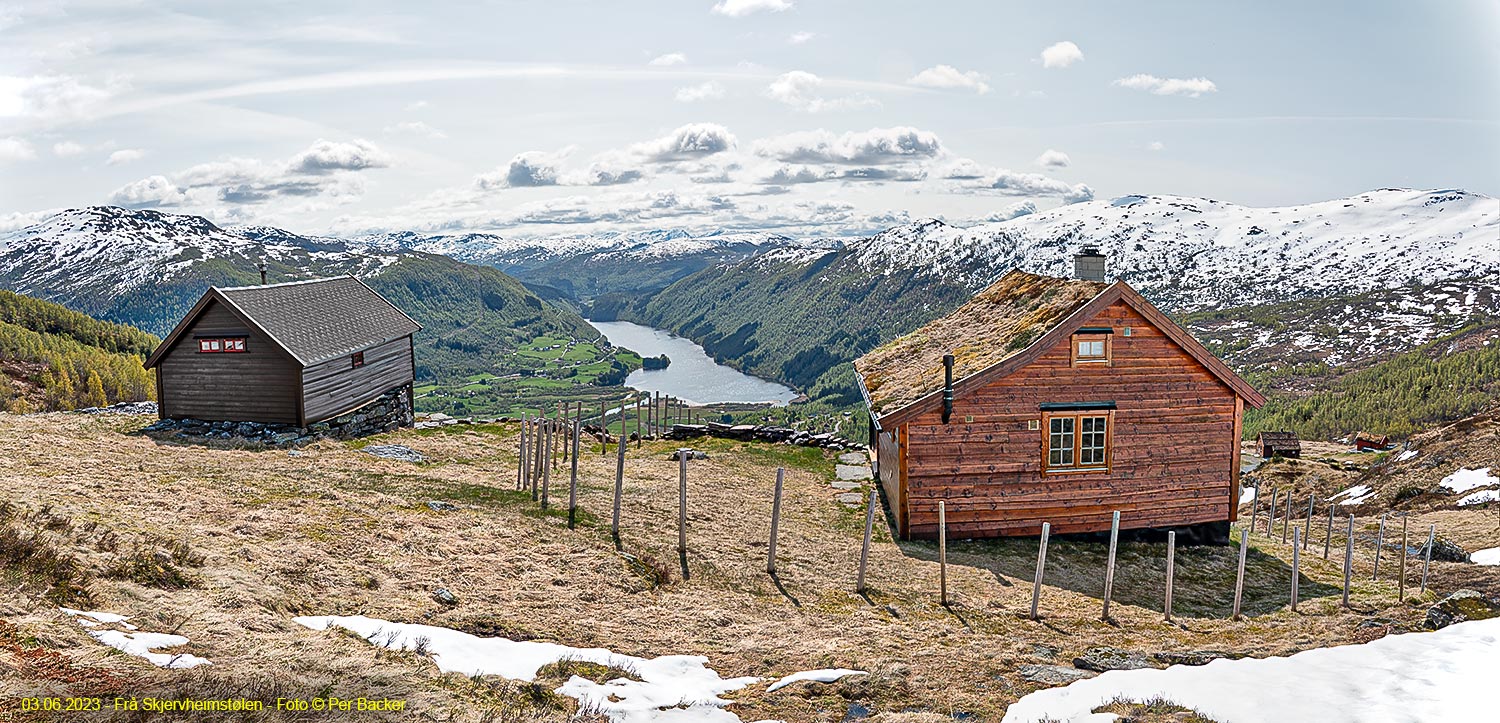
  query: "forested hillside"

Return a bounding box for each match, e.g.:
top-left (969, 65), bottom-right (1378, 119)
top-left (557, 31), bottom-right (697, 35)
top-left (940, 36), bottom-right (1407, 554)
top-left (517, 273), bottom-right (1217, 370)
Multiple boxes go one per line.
top-left (0, 290), bottom-right (157, 412)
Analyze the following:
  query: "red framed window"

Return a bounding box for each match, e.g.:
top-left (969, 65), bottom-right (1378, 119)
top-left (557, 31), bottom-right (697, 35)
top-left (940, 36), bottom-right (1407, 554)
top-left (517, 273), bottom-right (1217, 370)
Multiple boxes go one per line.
top-left (197, 337), bottom-right (246, 353)
top-left (351, 351), bottom-right (365, 368)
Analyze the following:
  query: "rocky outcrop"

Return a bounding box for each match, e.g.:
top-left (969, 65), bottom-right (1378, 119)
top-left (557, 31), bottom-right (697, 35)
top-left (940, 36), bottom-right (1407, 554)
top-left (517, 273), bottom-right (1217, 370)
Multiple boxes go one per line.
top-left (662, 423), bottom-right (864, 451)
top-left (1073, 646), bottom-right (1151, 672)
top-left (141, 386), bottom-right (413, 447)
top-left (1424, 589), bottom-right (1500, 630)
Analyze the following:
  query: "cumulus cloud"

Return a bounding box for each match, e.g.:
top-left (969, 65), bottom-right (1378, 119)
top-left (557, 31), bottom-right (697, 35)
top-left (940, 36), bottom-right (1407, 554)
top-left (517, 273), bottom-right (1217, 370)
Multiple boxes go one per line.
top-left (288, 138), bottom-right (392, 174)
top-left (0, 136), bottom-right (36, 162)
top-left (1040, 41), bottom-right (1084, 69)
top-left (475, 151), bottom-right (562, 189)
top-left (946, 163), bottom-right (1092, 203)
top-left (788, 31), bottom-right (817, 44)
top-left (630, 123), bottom-right (737, 162)
top-left (675, 81), bottom-right (726, 103)
top-left (765, 71), bottom-right (877, 113)
top-left (0, 74), bottom-right (117, 121)
top-left (712, 0), bottom-right (792, 18)
top-left (755, 127), bottom-right (943, 165)
top-left (52, 140), bottom-right (85, 157)
top-left (106, 148), bottom-right (145, 165)
top-left (979, 200), bottom-right (1038, 223)
top-left (1147, 140), bottom-right (1165, 151)
top-left (650, 52), bottom-right (688, 66)
top-left (907, 65), bottom-right (990, 94)
top-left (1113, 74), bottom-right (1217, 97)
top-left (109, 175), bottom-right (187, 207)
top-left (1034, 149), bottom-right (1070, 169)
top-left (384, 121), bottom-right (447, 138)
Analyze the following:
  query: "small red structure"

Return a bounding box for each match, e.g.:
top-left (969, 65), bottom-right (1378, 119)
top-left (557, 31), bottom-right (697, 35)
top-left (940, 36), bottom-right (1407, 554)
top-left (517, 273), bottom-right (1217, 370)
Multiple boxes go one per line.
top-left (1352, 432), bottom-right (1391, 452)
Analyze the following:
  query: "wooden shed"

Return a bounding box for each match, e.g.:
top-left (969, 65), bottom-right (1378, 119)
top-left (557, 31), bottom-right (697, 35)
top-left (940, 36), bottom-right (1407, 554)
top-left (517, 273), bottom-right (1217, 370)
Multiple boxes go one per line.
top-left (144, 276), bottom-right (422, 426)
top-left (854, 269), bottom-right (1266, 541)
top-left (1352, 432), bottom-right (1391, 452)
top-left (1257, 431), bottom-right (1302, 458)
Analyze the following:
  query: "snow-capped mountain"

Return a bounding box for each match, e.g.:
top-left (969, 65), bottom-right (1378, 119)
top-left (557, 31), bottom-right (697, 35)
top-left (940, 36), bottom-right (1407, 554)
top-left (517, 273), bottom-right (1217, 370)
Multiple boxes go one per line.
top-left (847, 188), bottom-right (1499, 311)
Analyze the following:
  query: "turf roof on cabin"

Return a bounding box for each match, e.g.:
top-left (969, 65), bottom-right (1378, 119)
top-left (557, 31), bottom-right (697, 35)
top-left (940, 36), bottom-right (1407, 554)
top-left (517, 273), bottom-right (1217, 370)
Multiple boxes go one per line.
top-left (216, 276), bottom-right (422, 365)
top-left (854, 270), bottom-right (1109, 416)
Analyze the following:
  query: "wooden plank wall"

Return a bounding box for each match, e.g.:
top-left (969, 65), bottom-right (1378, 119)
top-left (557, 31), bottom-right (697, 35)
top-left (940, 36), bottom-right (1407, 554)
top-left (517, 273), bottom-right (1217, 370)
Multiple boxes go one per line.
top-left (157, 301), bottom-right (300, 424)
top-left (901, 301), bottom-right (1239, 539)
top-left (876, 429), bottom-right (904, 533)
top-left (301, 336), bottom-right (414, 423)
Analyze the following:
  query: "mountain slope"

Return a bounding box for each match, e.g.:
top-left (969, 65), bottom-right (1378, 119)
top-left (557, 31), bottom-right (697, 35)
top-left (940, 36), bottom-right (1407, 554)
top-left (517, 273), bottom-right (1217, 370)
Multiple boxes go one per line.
top-left (0, 290), bottom-right (158, 412)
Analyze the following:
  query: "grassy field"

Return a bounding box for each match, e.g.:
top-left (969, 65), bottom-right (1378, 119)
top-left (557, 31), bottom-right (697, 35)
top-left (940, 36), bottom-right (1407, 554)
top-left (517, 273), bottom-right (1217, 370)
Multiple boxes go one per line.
top-left (415, 333), bottom-right (644, 420)
top-left (1, 412), bottom-right (1495, 722)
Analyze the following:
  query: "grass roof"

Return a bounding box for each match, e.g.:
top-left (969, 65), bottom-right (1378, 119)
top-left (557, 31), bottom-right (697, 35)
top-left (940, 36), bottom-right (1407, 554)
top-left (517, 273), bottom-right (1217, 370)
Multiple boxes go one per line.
top-left (854, 270), bottom-right (1108, 417)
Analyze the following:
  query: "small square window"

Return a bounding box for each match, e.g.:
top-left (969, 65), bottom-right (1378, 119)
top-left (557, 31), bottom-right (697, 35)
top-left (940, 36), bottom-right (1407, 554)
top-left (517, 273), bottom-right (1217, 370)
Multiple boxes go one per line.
top-left (198, 339), bottom-right (212, 353)
top-left (226, 338), bottom-right (245, 352)
top-left (351, 351), bottom-right (366, 368)
top-left (1072, 333), bottom-right (1111, 365)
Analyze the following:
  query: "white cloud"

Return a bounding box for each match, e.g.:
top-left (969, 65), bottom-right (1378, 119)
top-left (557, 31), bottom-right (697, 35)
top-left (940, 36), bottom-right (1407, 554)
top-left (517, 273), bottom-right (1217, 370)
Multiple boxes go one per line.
top-left (755, 126), bottom-right (944, 165)
top-left (404, 100), bottom-right (428, 111)
top-left (0, 136), bottom-right (37, 162)
top-left (0, 74), bottom-right (117, 121)
top-left (907, 65), bottom-right (990, 94)
top-left (476, 151), bottom-right (562, 189)
top-left (106, 148), bottom-right (145, 165)
top-left (1147, 140), bottom-right (1166, 151)
top-left (1035, 149), bottom-right (1070, 169)
top-left (275, 24), bottom-right (407, 45)
top-left (788, 31), bottom-right (817, 44)
top-left (1040, 41), bottom-right (1084, 69)
top-left (52, 140), bottom-right (85, 157)
top-left (765, 71), bottom-right (877, 113)
top-left (712, 0), bottom-right (793, 18)
top-left (287, 139), bottom-right (392, 174)
top-left (675, 81), bottom-right (726, 103)
top-left (630, 123), bottom-right (737, 162)
top-left (649, 52), bottom-right (688, 66)
top-left (982, 200), bottom-right (1038, 222)
top-left (384, 120), bottom-right (447, 138)
top-left (109, 175), bottom-right (187, 207)
top-left (946, 163), bottom-right (1093, 203)
top-left (1113, 74), bottom-right (1218, 97)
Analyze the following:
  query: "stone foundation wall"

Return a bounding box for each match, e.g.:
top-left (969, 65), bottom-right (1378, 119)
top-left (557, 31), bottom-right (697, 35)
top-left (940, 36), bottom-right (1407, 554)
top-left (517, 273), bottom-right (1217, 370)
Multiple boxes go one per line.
top-left (143, 386), bottom-right (413, 446)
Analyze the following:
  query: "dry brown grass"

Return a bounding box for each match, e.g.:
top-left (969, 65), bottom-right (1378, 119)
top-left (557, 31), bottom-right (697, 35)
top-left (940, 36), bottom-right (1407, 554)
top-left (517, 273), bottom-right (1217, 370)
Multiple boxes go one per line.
top-left (1092, 696), bottom-right (1223, 723)
top-left (0, 412), bottom-right (1495, 722)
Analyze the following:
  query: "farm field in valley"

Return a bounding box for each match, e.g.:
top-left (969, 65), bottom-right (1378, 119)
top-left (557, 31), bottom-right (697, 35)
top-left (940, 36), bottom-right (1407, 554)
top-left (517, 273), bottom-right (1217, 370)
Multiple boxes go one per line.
top-left (3, 413), bottom-right (1496, 721)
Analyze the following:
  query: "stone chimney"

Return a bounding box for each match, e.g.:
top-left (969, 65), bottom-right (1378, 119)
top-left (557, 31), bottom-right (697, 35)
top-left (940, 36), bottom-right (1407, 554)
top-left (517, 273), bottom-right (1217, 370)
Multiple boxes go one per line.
top-left (1073, 246), bottom-right (1106, 282)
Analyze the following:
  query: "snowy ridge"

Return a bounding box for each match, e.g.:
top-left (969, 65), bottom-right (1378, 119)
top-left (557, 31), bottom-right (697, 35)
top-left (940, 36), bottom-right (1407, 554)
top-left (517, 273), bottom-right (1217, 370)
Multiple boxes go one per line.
top-left (846, 188), bottom-right (1500, 311)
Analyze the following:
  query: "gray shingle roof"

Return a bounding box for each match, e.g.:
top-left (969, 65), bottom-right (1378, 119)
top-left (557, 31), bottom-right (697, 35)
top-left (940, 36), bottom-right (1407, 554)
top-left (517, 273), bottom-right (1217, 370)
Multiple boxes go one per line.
top-left (216, 276), bottom-right (421, 365)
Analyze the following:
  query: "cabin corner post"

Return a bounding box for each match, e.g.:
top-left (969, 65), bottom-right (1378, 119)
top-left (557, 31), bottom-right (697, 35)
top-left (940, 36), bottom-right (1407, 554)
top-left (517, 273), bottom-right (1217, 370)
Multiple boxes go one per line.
top-left (1230, 396), bottom-right (1244, 521)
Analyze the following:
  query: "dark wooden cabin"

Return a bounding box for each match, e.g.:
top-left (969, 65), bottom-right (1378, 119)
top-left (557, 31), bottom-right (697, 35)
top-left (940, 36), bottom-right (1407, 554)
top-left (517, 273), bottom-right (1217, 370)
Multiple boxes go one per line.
top-left (855, 267), bottom-right (1265, 541)
top-left (1258, 431), bottom-right (1301, 458)
top-left (144, 276), bottom-right (422, 426)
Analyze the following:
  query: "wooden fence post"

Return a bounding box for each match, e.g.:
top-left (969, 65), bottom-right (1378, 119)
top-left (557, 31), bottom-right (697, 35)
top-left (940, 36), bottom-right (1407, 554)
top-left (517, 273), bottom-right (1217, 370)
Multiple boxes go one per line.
top-left (1399, 514), bottom-right (1408, 601)
top-left (1102, 510), bottom-right (1120, 620)
top-left (1342, 514), bottom-right (1354, 608)
top-left (541, 423), bottom-right (551, 510)
top-left (857, 489), bottom-right (876, 594)
top-left (531, 420), bottom-right (542, 500)
top-left (612, 433), bottom-right (624, 550)
top-left (938, 501), bottom-right (948, 607)
top-left (568, 420), bottom-right (579, 529)
top-left (1232, 526), bottom-right (1248, 621)
top-left (1249, 486), bottom-right (1261, 534)
top-left (1373, 513), bottom-right (1387, 581)
top-left (1164, 530), bottom-right (1176, 623)
top-left (635, 397), bottom-right (643, 448)
top-left (1420, 524), bottom-right (1435, 594)
top-left (518, 413), bottom-right (528, 491)
top-left (1303, 494), bottom-right (1314, 551)
top-left (1030, 522), bottom-right (1050, 621)
top-left (599, 397), bottom-right (606, 456)
top-left (1324, 501), bottom-right (1334, 559)
top-left (561, 402), bottom-right (569, 464)
top-left (1281, 493), bottom-right (1291, 544)
top-left (678, 449), bottom-right (690, 580)
top-left (767, 468), bottom-right (783, 575)
top-left (1267, 488), bottom-right (1278, 538)
top-left (1291, 527), bottom-right (1301, 611)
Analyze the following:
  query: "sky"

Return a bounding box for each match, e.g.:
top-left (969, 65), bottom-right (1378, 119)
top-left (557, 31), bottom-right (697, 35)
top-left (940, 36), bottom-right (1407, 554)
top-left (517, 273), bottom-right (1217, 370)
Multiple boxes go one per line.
top-left (2, 0), bottom-right (1497, 238)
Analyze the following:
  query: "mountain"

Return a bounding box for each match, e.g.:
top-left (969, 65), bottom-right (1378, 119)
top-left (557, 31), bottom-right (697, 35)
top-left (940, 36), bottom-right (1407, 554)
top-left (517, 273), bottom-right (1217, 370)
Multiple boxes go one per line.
top-left (615, 188), bottom-right (1500, 407)
top-left (0, 289), bottom-right (158, 412)
top-left (0, 207), bottom-right (609, 414)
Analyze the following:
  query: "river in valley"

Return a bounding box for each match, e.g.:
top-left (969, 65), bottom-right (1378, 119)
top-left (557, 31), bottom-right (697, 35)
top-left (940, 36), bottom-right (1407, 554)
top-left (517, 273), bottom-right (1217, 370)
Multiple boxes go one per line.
top-left (587, 320), bottom-right (798, 406)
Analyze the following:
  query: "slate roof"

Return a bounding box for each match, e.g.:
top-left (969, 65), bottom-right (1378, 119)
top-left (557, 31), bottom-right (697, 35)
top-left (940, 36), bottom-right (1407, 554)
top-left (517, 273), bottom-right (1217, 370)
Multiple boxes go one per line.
top-left (146, 276), bottom-right (421, 368)
top-left (1258, 431), bottom-right (1302, 452)
top-left (854, 270), bottom-right (1109, 416)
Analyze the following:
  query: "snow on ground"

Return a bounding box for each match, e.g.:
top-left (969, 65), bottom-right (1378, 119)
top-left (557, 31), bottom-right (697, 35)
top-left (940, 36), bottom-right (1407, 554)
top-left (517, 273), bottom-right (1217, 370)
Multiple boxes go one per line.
top-left (1328, 484), bottom-right (1375, 506)
top-left (1238, 486), bottom-right (1257, 506)
top-left (1473, 547), bottom-right (1500, 566)
top-left (1396, 450), bottom-right (1418, 462)
top-left (765, 669), bottom-right (867, 693)
top-left (1457, 489), bottom-right (1499, 507)
top-left (1439, 467), bottom-right (1497, 494)
top-left (1001, 618), bottom-right (1500, 723)
top-left (295, 615), bottom-right (760, 723)
top-left (60, 609), bottom-right (210, 668)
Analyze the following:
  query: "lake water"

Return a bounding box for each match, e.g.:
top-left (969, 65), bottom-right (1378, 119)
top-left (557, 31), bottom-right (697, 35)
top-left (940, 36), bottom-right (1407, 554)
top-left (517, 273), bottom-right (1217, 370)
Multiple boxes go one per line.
top-left (588, 320), bottom-right (798, 406)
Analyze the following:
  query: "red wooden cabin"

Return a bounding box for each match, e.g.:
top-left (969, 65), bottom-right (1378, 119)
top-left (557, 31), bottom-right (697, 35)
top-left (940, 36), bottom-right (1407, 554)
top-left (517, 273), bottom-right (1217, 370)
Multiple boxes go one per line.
top-left (855, 263), bottom-right (1265, 541)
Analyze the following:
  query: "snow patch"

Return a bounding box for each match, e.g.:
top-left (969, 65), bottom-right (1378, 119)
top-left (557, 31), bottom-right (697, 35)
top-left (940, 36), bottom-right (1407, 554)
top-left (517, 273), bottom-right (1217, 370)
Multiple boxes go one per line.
top-left (1457, 490), bottom-right (1498, 507)
top-left (1001, 618), bottom-right (1500, 723)
top-left (60, 609), bottom-right (210, 668)
top-left (1238, 486), bottom-right (1257, 506)
top-left (1439, 468), bottom-right (1497, 494)
top-left (1328, 484), bottom-right (1375, 506)
top-left (1472, 548), bottom-right (1500, 566)
top-left (1395, 450), bottom-right (1418, 462)
top-left (294, 615), bottom-right (759, 722)
top-left (765, 669), bottom-right (867, 692)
